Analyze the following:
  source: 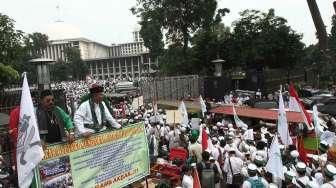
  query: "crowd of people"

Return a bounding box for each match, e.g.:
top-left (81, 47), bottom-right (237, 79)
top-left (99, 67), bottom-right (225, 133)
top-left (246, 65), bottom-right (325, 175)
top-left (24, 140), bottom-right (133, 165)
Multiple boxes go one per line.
top-left (141, 104), bottom-right (336, 188)
top-left (5, 78), bottom-right (336, 188)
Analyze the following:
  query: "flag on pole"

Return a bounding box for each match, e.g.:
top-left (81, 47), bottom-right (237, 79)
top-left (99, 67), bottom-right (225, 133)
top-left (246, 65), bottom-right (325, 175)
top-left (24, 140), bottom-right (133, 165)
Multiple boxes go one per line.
top-left (277, 89), bottom-right (293, 145)
top-left (16, 73), bottom-right (44, 188)
top-left (199, 95), bottom-right (207, 117)
top-left (289, 96), bottom-right (300, 112)
top-left (313, 105), bottom-right (324, 136)
top-left (233, 105), bottom-right (248, 130)
top-left (192, 166), bottom-right (201, 188)
top-left (266, 135), bottom-right (284, 180)
top-left (298, 136), bottom-right (309, 163)
top-left (178, 101), bottom-right (189, 126)
top-left (199, 127), bottom-right (208, 151)
top-left (289, 83), bottom-right (312, 128)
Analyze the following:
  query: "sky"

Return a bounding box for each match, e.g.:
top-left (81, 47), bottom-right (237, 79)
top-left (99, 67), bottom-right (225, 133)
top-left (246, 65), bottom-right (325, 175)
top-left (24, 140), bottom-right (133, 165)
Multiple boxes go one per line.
top-left (0, 0), bottom-right (334, 46)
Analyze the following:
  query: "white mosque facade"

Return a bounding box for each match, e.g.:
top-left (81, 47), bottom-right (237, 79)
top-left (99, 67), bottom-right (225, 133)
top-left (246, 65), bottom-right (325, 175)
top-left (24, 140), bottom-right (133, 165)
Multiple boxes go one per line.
top-left (42, 21), bottom-right (152, 80)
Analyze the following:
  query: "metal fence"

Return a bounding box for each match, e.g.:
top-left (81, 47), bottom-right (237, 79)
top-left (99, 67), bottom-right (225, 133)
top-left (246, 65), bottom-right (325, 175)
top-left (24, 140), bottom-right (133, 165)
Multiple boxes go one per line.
top-left (139, 75), bottom-right (203, 101)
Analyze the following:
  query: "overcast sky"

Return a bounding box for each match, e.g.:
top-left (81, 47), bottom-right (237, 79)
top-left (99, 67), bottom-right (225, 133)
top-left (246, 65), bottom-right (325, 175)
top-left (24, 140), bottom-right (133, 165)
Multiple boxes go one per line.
top-left (0, 0), bottom-right (334, 46)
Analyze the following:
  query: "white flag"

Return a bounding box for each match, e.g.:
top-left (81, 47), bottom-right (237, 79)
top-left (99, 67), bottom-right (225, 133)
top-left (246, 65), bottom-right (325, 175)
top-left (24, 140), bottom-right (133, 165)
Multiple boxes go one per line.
top-left (289, 96), bottom-right (300, 112)
top-left (277, 90), bottom-right (293, 145)
top-left (233, 105), bottom-right (248, 130)
top-left (178, 101), bottom-right (189, 126)
top-left (313, 105), bottom-right (324, 136)
top-left (266, 135), bottom-right (284, 180)
top-left (200, 95), bottom-right (207, 117)
top-left (16, 73), bottom-right (44, 188)
top-left (243, 129), bottom-right (254, 141)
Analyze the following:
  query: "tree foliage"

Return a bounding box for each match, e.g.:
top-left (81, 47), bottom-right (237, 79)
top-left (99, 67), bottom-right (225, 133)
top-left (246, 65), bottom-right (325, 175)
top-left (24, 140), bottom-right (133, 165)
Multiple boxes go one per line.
top-left (228, 9), bottom-right (304, 70)
top-left (0, 13), bottom-right (23, 85)
top-left (64, 47), bottom-right (88, 80)
top-left (132, 0), bottom-right (229, 58)
top-left (23, 32), bottom-right (49, 58)
top-left (0, 13), bottom-right (51, 86)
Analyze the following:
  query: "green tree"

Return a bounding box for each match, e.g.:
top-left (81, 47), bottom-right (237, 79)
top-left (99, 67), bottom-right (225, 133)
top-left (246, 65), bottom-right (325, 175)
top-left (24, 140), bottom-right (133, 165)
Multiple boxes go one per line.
top-left (229, 9), bottom-right (304, 70)
top-left (132, 0), bottom-right (228, 58)
top-left (23, 32), bottom-right (49, 58)
top-left (191, 23), bottom-right (231, 75)
top-left (0, 13), bottom-right (23, 85)
top-left (64, 47), bottom-right (88, 80)
top-left (51, 60), bottom-right (71, 81)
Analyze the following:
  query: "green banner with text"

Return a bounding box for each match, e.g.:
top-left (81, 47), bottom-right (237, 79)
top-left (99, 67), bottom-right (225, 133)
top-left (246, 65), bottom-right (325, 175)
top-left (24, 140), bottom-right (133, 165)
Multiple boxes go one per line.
top-left (36, 123), bottom-right (149, 188)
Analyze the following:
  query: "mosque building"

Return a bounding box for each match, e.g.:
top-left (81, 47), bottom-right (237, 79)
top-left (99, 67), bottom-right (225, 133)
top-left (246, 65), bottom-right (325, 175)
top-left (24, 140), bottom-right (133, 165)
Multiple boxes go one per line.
top-left (42, 21), bottom-right (152, 80)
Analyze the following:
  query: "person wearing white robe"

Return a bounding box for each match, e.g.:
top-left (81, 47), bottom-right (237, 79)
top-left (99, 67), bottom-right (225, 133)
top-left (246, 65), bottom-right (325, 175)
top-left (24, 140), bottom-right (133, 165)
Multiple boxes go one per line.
top-left (74, 84), bottom-right (121, 136)
top-left (182, 166), bottom-right (194, 188)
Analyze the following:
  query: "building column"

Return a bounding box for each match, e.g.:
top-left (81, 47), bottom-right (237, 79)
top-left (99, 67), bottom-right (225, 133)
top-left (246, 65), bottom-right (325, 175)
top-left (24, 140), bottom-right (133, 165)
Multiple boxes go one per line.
top-left (101, 61), bottom-right (104, 80)
top-left (112, 59), bottom-right (116, 79)
top-left (119, 59), bottom-right (122, 79)
top-left (137, 56), bottom-right (140, 79)
top-left (131, 57), bottom-right (134, 80)
top-left (107, 61), bottom-right (110, 79)
top-left (140, 55), bottom-right (144, 76)
top-left (148, 56), bottom-right (151, 70)
top-left (90, 64), bottom-right (93, 75)
top-left (95, 63), bottom-right (98, 79)
top-left (125, 58), bottom-right (128, 79)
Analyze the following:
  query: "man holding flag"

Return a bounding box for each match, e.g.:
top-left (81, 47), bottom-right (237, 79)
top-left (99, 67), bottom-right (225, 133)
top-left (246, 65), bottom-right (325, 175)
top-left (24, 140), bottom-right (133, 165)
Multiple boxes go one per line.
top-left (16, 73), bottom-right (44, 188)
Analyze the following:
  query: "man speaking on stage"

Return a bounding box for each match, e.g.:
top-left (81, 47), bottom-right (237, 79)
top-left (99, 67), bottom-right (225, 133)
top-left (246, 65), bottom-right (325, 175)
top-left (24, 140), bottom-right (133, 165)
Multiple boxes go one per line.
top-left (74, 84), bottom-right (121, 137)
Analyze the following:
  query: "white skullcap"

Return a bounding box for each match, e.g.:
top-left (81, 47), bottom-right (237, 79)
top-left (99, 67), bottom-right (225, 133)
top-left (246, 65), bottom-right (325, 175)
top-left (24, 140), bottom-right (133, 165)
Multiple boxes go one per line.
top-left (216, 122), bottom-right (222, 126)
top-left (218, 136), bottom-right (225, 141)
top-left (285, 170), bottom-right (296, 178)
top-left (312, 155), bottom-right (319, 161)
top-left (326, 164), bottom-right (336, 176)
top-left (212, 126), bottom-right (218, 130)
top-left (228, 123), bottom-right (233, 128)
top-left (296, 162), bottom-right (306, 170)
top-left (229, 128), bottom-right (235, 132)
top-left (278, 145), bottom-right (285, 150)
top-left (290, 150), bottom-right (299, 158)
top-left (180, 127), bottom-right (186, 132)
top-left (247, 163), bottom-right (257, 171)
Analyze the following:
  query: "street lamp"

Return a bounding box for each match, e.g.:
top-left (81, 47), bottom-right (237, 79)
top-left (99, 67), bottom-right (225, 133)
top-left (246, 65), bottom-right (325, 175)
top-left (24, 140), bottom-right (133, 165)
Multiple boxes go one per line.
top-left (211, 58), bottom-right (225, 77)
top-left (29, 58), bottom-right (55, 91)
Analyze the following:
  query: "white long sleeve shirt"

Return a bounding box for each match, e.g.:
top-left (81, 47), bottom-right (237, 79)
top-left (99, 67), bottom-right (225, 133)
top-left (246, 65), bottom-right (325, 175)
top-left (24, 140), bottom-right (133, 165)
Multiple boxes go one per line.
top-left (223, 156), bottom-right (243, 184)
top-left (74, 100), bottom-right (121, 135)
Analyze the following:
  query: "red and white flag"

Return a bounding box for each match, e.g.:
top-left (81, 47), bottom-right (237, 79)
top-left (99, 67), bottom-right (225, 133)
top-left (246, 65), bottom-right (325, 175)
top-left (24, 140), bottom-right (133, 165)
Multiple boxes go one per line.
top-left (192, 167), bottom-right (202, 188)
top-left (198, 126), bottom-right (208, 151)
top-left (289, 83), bottom-right (312, 128)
